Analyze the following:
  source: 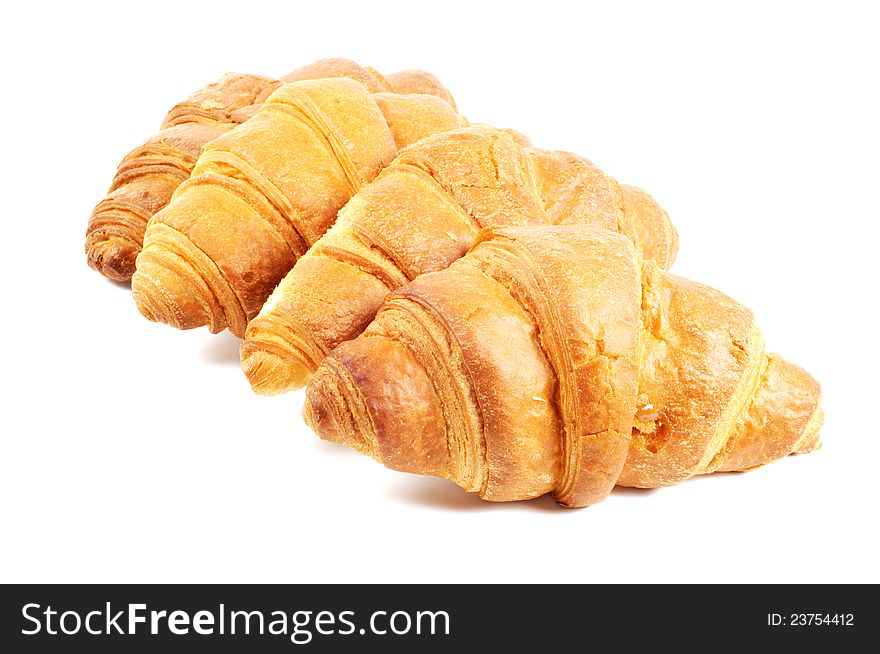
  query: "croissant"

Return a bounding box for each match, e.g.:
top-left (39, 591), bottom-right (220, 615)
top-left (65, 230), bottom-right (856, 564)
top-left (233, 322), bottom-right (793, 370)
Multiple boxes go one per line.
top-left (85, 73), bottom-right (278, 281)
top-left (303, 225), bottom-right (822, 508)
top-left (241, 125), bottom-right (678, 395)
top-left (86, 58), bottom-right (455, 281)
top-left (131, 76), bottom-right (465, 337)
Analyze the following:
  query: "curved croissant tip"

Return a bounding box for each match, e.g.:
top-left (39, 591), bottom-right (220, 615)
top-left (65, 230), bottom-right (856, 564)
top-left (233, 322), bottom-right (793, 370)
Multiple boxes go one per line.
top-left (86, 236), bottom-right (139, 282)
top-left (240, 344), bottom-right (312, 395)
top-left (302, 366), bottom-right (346, 444)
top-left (131, 251), bottom-right (222, 332)
top-left (795, 402), bottom-right (824, 455)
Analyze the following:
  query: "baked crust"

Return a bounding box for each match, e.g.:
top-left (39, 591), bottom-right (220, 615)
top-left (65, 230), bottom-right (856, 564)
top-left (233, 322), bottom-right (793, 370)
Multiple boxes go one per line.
top-left (243, 126), bottom-right (677, 395)
top-left (87, 59), bottom-right (458, 282)
top-left (304, 225), bottom-right (823, 508)
top-left (131, 74), bottom-right (464, 335)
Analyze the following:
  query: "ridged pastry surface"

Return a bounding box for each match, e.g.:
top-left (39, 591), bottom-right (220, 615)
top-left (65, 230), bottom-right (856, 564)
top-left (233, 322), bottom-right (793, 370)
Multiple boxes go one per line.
top-left (87, 58), bottom-right (459, 282)
top-left (132, 76), bottom-right (465, 336)
top-left (243, 125), bottom-right (678, 395)
top-left (304, 225), bottom-right (823, 508)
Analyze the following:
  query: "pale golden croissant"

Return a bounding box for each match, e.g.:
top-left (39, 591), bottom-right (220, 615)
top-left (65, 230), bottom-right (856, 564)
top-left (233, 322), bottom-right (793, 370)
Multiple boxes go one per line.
top-left (86, 58), bottom-right (455, 282)
top-left (241, 125), bottom-right (678, 395)
top-left (131, 77), bottom-right (465, 337)
top-left (303, 225), bottom-right (822, 508)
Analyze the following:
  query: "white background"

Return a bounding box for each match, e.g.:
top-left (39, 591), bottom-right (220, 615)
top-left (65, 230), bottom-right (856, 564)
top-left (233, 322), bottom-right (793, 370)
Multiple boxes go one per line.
top-left (1, 1), bottom-right (877, 583)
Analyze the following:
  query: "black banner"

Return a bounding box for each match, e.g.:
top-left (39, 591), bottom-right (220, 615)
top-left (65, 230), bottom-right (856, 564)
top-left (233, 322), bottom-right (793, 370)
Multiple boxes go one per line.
top-left (0, 584), bottom-right (874, 651)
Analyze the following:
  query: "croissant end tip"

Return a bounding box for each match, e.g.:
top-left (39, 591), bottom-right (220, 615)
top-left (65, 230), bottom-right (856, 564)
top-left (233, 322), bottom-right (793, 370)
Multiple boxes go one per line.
top-left (131, 250), bottom-right (224, 333)
top-left (302, 365), bottom-right (348, 446)
top-left (240, 344), bottom-right (312, 395)
top-left (86, 236), bottom-right (139, 282)
top-left (131, 271), bottom-right (182, 328)
top-left (794, 401), bottom-right (824, 456)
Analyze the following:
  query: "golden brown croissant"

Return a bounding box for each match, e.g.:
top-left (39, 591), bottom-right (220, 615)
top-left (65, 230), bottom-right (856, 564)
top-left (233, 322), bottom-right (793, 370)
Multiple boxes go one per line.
top-left (241, 125), bottom-right (678, 395)
top-left (131, 77), bottom-right (465, 337)
top-left (86, 58), bottom-right (455, 281)
top-left (85, 73), bottom-right (279, 281)
top-left (303, 225), bottom-right (822, 508)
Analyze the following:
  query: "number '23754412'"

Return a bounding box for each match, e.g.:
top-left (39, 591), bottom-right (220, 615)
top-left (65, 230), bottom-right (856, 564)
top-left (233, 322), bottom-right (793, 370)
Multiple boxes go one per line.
top-left (768, 614), bottom-right (854, 627)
